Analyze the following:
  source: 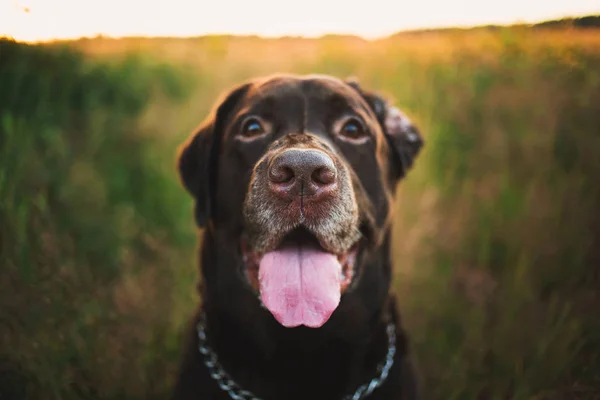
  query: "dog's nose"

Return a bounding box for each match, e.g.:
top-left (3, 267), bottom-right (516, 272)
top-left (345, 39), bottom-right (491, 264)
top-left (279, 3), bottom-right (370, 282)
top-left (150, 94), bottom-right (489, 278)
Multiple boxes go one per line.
top-left (269, 149), bottom-right (337, 198)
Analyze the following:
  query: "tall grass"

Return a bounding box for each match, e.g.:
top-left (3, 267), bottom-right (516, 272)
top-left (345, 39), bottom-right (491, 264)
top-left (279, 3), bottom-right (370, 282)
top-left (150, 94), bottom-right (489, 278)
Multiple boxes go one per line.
top-left (0, 39), bottom-right (197, 399)
top-left (1, 28), bottom-right (599, 399)
top-left (392, 39), bottom-right (600, 400)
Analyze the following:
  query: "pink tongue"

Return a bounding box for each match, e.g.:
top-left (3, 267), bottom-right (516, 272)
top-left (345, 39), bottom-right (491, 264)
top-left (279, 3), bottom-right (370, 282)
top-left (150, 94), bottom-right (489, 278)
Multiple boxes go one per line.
top-left (259, 243), bottom-right (342, 328)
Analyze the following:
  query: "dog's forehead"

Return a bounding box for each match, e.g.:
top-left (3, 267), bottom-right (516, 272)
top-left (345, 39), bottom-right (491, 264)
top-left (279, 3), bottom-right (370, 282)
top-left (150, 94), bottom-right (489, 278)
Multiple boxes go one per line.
top-left (245, 75), bottom-right (367, 111)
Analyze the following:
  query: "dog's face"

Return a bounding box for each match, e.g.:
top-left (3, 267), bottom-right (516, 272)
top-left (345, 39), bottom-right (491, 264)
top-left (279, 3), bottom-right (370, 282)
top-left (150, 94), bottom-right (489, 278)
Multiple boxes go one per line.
top-left (178, 74), bottom-right (423, 330)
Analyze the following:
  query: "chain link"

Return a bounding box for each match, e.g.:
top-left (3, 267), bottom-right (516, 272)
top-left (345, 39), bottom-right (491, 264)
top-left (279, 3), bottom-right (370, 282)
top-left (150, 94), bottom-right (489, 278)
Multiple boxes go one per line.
top-left (197, 316), bottom-right (396, 400)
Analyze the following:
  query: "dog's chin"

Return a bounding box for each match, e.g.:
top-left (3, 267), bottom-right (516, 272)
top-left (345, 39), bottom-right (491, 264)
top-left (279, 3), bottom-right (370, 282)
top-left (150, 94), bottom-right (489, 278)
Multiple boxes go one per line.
top-left (241, 228), bottom-right (359, 329)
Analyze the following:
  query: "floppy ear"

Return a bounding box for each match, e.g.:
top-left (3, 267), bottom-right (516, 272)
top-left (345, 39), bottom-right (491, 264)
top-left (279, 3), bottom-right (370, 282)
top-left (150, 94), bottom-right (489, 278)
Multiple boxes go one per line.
top-left (177, 83), bottom-right (251, 227)
top-left (346, 79), bottom-right (424, 181)
top-left (177, 121), bottom-right (212, 227)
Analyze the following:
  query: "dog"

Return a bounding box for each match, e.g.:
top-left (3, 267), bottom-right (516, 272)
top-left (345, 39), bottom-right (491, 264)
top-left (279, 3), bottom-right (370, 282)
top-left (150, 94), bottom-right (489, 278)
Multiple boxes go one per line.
top-left (172, 74), bottom-right (424, 400)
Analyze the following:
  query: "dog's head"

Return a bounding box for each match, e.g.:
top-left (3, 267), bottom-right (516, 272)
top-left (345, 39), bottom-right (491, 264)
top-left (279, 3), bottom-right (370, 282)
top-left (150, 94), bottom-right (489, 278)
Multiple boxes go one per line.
top-left (178, 74), bottom-right (423, 330)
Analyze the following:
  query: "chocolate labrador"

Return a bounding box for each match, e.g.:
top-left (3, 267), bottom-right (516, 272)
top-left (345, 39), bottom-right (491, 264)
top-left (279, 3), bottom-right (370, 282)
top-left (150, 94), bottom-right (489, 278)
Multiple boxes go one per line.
top-left (172, 74), bottom-right (424, 400)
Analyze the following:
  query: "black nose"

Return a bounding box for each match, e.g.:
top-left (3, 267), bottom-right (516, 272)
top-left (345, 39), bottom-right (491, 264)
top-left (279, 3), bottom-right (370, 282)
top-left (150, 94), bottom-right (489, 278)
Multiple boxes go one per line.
top-left (269, 148), bottom-right (337, 198)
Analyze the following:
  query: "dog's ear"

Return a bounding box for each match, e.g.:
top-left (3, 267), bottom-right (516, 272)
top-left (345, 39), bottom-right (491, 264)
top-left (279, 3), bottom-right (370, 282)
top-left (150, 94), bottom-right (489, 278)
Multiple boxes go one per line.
top-left (346, 79), bottom-right (424, 181)
top-left (177, 82), bottom-right (251, 227)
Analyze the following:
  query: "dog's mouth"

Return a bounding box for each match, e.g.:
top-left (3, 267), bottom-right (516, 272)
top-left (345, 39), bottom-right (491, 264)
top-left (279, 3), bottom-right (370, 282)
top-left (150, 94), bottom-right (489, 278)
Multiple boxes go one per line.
top-left (241, 228), bottom-right (359, 328)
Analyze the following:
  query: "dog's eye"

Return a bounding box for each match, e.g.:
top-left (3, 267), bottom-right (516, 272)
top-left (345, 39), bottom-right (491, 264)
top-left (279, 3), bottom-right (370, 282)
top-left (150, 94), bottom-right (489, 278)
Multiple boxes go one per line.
top-left (241, 118), bottom-right (265, 138)
top-left (339, 119), bottom-right (367, 141)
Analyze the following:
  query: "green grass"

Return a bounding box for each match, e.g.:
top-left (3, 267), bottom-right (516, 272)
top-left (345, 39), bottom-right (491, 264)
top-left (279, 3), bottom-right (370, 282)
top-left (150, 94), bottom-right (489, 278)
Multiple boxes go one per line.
top-left (0, 39), bottom-right (198, 399)
top-left (1, 29), bottom-right (599, 399)
top-left (394, 42), bottom-right (600, 400)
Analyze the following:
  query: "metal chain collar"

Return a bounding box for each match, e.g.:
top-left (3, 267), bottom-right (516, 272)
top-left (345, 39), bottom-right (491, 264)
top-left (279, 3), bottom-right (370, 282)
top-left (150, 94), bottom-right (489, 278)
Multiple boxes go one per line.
top-left (197, 316), bottom-right (396, 400)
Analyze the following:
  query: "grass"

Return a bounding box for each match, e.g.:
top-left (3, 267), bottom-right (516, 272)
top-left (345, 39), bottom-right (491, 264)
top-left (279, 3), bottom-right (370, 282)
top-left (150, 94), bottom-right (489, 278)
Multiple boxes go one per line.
top-left (1, 27), bottom-right (599, 399)
top-left (0, 39), bottom-right (197, 399)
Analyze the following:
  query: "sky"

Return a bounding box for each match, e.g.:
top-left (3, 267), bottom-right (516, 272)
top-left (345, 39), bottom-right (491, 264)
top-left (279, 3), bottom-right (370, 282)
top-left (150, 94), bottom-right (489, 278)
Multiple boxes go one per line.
top-left (1, 0), bottom-right (599, 42)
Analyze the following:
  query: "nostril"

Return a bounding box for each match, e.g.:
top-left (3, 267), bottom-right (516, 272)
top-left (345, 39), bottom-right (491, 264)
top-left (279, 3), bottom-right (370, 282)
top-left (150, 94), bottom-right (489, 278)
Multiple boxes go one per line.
top-left (269, 165), bottom-right (295, 184)
top-left (312, 167), bottom-right (336, 186)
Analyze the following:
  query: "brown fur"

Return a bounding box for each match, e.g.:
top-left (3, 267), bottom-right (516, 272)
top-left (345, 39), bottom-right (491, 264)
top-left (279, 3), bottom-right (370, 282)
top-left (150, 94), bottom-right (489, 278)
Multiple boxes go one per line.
top-left (173, 74), bottom-right (424, 400)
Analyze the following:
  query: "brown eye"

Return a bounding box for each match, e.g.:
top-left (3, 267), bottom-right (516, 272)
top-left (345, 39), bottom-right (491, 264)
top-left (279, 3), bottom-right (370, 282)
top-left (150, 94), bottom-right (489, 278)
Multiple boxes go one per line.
top-left (241, 117), bottom-right (265, 138)
top-left (339, 118), bottom-right (367, 141)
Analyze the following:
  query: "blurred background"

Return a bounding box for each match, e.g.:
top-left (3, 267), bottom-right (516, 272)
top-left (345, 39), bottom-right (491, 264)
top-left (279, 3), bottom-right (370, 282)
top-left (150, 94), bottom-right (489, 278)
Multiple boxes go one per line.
top-left (1, 1), bottom-right (599, 399)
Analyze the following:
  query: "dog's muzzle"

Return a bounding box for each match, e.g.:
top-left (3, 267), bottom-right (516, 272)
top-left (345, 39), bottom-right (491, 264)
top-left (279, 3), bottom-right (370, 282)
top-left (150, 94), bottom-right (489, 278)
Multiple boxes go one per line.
top-left (242, 136), bottom-right (362, 328)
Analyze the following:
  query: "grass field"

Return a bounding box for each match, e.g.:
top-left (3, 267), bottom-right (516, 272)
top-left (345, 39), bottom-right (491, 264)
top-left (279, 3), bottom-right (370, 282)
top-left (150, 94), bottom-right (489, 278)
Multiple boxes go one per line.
top-left (1, 25), bottom-right (599, 399)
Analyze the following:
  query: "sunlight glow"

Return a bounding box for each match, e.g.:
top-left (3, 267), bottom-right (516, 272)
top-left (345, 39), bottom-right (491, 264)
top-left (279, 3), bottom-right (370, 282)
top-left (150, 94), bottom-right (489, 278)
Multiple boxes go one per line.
top-left (1, 0), bottom-right (599, 42)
